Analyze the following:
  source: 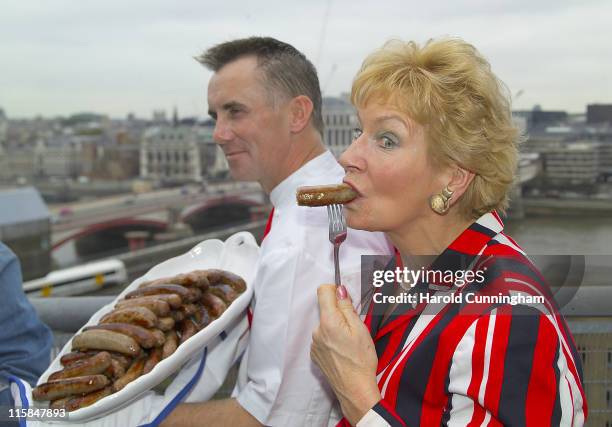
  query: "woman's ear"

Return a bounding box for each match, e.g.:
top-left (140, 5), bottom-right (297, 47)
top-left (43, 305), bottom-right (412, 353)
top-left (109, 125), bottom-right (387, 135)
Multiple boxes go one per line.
top-left (288, 95), bottom-right (314, 133)
top-left (446, 166), bottom-right (475, 205)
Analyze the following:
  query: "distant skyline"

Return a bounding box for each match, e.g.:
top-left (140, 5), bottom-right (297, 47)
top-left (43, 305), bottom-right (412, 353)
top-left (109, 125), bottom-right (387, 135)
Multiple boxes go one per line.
top-left (1, 0), bottom-right (611, 119)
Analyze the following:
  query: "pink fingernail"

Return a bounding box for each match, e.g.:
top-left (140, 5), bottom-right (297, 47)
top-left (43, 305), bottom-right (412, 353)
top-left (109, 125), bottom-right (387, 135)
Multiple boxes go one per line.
top-left (336, 285), bottom-right (348, 300)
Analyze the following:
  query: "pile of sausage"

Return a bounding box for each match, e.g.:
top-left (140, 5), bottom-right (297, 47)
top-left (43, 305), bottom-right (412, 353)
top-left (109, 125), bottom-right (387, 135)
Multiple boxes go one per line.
top-left (32, 269), bottom-right (246, 412)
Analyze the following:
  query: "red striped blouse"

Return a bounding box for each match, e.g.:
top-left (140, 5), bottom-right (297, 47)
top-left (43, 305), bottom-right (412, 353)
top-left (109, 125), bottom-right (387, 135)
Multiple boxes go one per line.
top-left (339, 211), bottom-right (587, 427)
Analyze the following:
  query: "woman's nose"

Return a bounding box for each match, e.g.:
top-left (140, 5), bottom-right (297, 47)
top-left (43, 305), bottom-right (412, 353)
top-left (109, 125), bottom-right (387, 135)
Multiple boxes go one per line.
top-left (339, 135), bottom-right (367, 173)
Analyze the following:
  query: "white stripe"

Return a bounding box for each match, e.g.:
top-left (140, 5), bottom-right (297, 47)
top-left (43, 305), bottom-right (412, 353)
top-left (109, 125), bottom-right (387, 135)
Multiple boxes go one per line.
top-left (355, 409), bottom-right (392, 427)
top-left (556, 346), bottom-right (575, 427)
top-left (492, 233), bottom-right (526, 255)
top-left (481, 411), bottom-right (492, 427)
top-left (447, 320), bottom-right (478, 426)
top-left (478, 309), bottom-right (496, 406)
top-left (476, 212), bottom-right (504, 234)
top-left (379, 290), bottom-right (457, 396)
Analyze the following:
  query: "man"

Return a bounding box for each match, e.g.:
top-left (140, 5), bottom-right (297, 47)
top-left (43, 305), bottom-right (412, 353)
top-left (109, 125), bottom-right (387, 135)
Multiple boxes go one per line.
top-left (162, 37), bottom-right (392, 427)
top-left (0, 242), bottom-right (53, 406)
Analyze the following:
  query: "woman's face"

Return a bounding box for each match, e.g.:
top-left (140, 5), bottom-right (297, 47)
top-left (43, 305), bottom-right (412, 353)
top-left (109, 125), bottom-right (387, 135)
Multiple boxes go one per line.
top-left (340, 101), bottom-right (445, 233)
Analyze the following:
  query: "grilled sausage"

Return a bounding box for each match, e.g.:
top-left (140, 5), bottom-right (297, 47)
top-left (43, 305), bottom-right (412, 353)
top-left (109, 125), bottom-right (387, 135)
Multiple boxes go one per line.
top-left (104, 356), bottom-right (126, 379)
top-left (178, 319), bottom-right (198, 345)
top-left (156, 316), bottom-right (175, 331)
top-left (176, 270), bottom-right (210, 289)
top-left (49, 397), bottom-right (70, 410)
top-left (64, 386), bottom-right (113, 412)
top-left (32, 375), bottom-right (110, 401)
top-left (296, 183), bottom-right (357, 207)
top-left (139, 271), bottom-right (210, 289)
top-left (108, 353), bottom-right (131, 370)
top-left (142, 347), bottom-right (163, 375)
top-left (100, 306), bottom-right (158, 329)
top-left (162, 331), bottom-right (178, 359)
top-left (72, 329), bottom-right (141, 356)
top-left (115, 297), bottom-right (171, 317)
top-left (48, 351), bottom-right (112, 381)
top-left (60, 351), bottom-right (98, 367)
top-left (84, 323), bottom-right (159, 349)
top-left (170, 310), bottom-right (185, 322)
top-left (209, 284), bottom-right (239, 304)
top-left (193, 305), bottom-right (212, 329)
top-left (149, 328), bottom-right (166, 347)
top-left (201, 292), bottom-right (227, 318)
top-left (125, 284), bottom-right (194, 302)
top-left (178, 303), bottom-right (198, 317)
top-left (113, 357), bottom-right (146, 392)
top-left (204, 269), bottom-right (247, 293)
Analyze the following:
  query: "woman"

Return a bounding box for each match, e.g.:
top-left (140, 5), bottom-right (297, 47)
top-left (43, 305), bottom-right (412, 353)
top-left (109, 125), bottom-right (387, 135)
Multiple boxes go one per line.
top-left (311, 38), bottom-right (586, 426)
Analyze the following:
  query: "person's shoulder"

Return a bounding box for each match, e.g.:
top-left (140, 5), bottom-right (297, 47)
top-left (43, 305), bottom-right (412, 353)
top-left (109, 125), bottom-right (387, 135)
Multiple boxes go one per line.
top-left (0, 242), bottom-right (17, 271)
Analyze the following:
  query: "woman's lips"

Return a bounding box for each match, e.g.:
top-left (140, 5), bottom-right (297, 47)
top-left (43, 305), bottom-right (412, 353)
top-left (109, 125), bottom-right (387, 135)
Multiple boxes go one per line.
top-left (342, 180), bottom-right (362, 203)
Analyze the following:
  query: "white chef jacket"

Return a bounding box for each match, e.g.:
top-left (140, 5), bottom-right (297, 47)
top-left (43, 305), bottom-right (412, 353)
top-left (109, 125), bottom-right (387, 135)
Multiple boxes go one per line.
top-left (233, 151), bottom-right (393, 426)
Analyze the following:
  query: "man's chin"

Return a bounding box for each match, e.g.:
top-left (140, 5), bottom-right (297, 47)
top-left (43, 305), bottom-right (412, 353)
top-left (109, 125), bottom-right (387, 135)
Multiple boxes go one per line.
top-left (228, 168), bottom-right (257, 182)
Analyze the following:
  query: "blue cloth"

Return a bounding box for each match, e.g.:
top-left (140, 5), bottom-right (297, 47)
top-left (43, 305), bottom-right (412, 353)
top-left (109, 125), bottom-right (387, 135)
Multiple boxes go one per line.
top-left (0, 242), bottom-right (53, 405)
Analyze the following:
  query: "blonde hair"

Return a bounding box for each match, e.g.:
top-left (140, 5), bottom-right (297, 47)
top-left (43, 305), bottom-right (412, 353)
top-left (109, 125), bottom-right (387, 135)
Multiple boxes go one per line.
top-left (351, 37), bottom-right (520, 219)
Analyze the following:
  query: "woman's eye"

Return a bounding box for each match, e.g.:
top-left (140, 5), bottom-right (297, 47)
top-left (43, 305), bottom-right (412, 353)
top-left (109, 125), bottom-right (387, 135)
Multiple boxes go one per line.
top-left (380, 134), bottom-right (397, 149)
top-left (351, 128), bottom-right (363, 141)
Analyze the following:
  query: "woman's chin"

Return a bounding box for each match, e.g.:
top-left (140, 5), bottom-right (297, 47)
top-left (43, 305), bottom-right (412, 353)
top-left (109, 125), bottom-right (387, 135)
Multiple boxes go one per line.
top-left (346, 212), bottom-right (378, 232)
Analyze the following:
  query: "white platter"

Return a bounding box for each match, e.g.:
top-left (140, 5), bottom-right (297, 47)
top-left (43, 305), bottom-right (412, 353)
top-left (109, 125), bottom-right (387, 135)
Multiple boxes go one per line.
top-left (35, 231), bottom-right (259, 422)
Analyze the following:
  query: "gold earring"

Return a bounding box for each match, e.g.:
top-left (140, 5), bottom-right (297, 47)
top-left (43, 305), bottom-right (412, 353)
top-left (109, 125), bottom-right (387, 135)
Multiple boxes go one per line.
top-left (429, 186), bottom-right (454, 215)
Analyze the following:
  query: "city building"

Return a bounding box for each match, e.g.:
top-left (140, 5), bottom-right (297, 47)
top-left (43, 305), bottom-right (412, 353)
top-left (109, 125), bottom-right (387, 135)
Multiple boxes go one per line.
top-left (543, 141), bottom-right (601, 186)
top-left (322, 96), bottom-right (356, 158)
top-left (0, 108), bottom-right (7, 146)
top-left (140, 125), bottom-right (227, 183)
top-left (0, 187), bottom-right (51, 280)
top-left (587, 104), bottom-right (612, 125)
top-left (514, 106), bottom-right (569, 133)
top-left (34, 136), bottom-right (83, 179)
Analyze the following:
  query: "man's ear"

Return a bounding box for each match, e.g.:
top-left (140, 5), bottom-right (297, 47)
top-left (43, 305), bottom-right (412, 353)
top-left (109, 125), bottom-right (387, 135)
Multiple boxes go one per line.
top-left (288, 95), bottom-right (314, 133)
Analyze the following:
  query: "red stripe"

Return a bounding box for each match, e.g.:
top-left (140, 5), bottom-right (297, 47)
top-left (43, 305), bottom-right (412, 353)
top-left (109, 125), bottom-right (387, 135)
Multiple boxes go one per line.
top-left (526, 315), bottom-right (559, 425)
top-left (377, 318), bottom-right (412, 374)
top-left (394, 247), bottom-right (403, 268)
top-left (420, 312), bottom-right (480, 425)
top-left (262, 207), bottom-right (274, 240)
top-left (379, 302), bottom-right (454, 408)
top-left (483, 306), bottom-right (512, 417)
top-left (246, 307), bottom-right (253, 328)
top-left (448, 229), bottom-right (492, 255)
top-left (466, 316), bottom-right (490, 427)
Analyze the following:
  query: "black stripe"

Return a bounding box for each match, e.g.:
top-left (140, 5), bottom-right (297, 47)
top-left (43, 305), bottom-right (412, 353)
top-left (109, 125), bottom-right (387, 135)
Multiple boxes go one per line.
top-left (470, 221), bottom-right (499, 237)
top-left (393, 302), bottom-right (462, 425)
top-left (497, 305), bottom-right (541, 425)
top-left (551, 340), bottom-right (562, 426)
top-left (372, 402), bottom-right (407, 427)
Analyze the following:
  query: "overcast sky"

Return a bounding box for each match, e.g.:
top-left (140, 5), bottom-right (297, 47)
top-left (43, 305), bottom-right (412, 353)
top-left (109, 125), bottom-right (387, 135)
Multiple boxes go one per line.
top-left (1, 0), bottom-right (610, 119)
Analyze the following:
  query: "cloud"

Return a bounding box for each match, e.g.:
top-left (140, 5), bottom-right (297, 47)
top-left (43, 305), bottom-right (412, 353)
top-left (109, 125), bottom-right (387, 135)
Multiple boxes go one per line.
top-left (0, 0), bottom-right (610, 117)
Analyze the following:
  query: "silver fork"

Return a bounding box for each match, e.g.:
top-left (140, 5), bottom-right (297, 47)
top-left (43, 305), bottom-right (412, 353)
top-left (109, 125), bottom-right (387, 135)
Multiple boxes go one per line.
top-left (327, 204), bottom-right (348, 287)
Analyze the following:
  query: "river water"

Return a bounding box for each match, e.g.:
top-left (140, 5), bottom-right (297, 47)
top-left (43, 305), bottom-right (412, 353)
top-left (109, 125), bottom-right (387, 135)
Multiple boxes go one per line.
top-left (506, 216), bottom-right (612, 255)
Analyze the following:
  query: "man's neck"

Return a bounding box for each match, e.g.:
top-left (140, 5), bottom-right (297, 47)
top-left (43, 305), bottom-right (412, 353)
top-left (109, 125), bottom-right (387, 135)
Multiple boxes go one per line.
top-left (260, 130), bottom-right (326, 194)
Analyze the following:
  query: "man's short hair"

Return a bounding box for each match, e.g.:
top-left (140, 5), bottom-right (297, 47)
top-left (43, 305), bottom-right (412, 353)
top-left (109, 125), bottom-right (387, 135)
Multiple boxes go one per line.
top-left (197, 36), bottom-right (324, 135)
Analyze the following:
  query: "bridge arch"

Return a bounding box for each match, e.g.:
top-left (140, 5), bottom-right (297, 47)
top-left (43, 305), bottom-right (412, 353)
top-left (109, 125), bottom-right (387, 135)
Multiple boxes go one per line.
top-left (52, 219), bottom-right (168, 258)
top-left (181, 197), bottom-right (260, 232)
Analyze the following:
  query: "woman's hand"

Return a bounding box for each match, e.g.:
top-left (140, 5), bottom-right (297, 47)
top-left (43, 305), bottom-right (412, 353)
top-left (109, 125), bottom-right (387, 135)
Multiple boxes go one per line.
top-left (311, 284), bottom-right (381, 425)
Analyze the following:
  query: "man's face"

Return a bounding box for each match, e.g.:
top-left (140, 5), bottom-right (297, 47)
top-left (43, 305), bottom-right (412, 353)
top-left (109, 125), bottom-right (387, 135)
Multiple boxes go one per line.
top-left (207, 56), bottom-right (292, 189)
